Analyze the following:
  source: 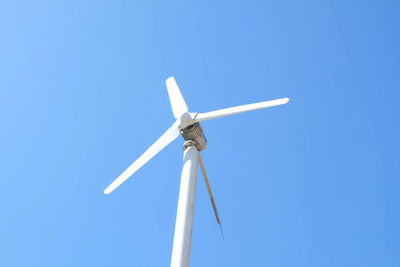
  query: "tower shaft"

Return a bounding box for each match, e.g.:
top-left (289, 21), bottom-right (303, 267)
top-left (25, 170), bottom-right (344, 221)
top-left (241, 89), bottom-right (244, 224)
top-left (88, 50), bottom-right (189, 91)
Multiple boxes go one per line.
top-left (170, 142), bottom-right (199, 267)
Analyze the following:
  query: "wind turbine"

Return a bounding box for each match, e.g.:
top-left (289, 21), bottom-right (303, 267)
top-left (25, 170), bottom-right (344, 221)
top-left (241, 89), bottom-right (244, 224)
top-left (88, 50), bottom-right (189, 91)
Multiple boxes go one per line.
top-left (104, 77), bottom-right (289, 267)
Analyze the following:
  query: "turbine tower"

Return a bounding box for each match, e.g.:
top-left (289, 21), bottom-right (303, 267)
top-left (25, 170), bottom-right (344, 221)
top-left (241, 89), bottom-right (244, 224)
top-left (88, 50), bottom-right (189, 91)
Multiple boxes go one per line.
top-left (104, 77), bottom-right (289, 267)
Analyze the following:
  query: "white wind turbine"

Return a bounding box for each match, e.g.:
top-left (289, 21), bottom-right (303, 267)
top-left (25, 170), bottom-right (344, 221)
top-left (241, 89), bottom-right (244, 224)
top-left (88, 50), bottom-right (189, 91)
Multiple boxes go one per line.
top-left (104, 77), bottom-right (289, 267)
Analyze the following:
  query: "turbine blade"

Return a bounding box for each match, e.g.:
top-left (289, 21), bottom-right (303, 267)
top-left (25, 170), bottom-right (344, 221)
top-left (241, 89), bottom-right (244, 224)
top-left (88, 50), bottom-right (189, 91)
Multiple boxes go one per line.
top-left (104, 121), bottom-right (180, 194)
top-left (198, 154), bottom-right (223, 235)
top-left (166, 77), bottom-right (189, 119)
top-left (194, 98), bottom-right (289, 122)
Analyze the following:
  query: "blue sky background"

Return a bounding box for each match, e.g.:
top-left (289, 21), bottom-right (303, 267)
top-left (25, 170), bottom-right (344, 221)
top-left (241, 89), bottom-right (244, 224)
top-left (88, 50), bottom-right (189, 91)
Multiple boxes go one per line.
top-left (1, 1), bottom-right (399, 266)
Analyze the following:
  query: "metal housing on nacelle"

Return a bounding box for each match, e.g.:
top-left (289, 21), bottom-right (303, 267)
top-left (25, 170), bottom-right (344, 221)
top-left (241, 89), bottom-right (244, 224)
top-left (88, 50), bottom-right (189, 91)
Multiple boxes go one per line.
top-left (180, 123), bottom-right (207, 151)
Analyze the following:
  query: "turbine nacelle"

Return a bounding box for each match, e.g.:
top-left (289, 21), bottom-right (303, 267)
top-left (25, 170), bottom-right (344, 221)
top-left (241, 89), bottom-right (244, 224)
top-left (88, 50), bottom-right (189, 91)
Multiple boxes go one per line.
top-left (180, 122), bottom-right (207, 151)
top-left (177, 112), bottom-right (207, 151)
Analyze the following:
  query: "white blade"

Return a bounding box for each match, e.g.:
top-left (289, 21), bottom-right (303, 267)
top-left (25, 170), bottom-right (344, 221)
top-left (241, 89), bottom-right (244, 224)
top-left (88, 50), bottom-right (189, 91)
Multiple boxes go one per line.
top-left (166, 77), bottom-right (189, 119)
top-left (194, 98), bottom-right (289, 122)
top-left (104, 121), bottom-right (180, 194)
top-left (198, 154), bottom-right (224, 239)
top-left (198, 155), bottom-right (221, 225)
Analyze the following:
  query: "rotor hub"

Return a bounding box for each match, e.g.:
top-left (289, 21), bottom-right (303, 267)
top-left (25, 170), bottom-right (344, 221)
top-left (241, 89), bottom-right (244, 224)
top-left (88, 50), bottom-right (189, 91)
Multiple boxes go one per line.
top-left (178, 112), bottom-right (195, 130)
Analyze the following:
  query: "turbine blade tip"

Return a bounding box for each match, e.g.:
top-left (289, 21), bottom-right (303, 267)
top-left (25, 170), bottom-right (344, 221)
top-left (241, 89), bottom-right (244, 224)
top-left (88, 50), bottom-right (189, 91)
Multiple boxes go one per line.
top-left (166, 76), bottom-right (175, 83)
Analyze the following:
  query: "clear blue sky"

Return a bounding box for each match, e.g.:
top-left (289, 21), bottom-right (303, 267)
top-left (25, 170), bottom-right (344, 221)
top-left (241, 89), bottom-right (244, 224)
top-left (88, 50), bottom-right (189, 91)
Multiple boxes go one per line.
top-left (1, 1), bottom-right (399, 266)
